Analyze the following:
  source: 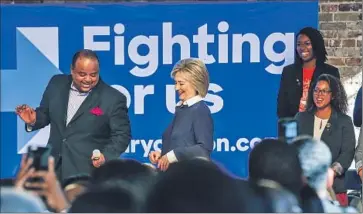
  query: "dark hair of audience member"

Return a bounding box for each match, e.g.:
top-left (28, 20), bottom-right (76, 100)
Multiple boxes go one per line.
top-left (234, 177), bottom-right (275, 212)
top-left (245, 181), bottom-right (275, 212)
top-left (248, 139), bottom-right (304, 197)
top-left (90, 159), bottom-right (156, 185)
top-left (250, 180), bottom-right (303, 213)
top-left (68, 185), bottom-right (138, 213)
top-left (89, 159), bottom-right (157, 211)
top-left (146, 158), bottom-right (264, 213)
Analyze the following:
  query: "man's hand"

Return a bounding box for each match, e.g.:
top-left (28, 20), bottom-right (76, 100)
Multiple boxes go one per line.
top-left (157, 155), bottom-right (170, 171)
top-left (15, 104), bottom-right (36, 124)
top-left (149, 151), bottom-right (161, 164)
top-left (359, 168), bottom-right (363, 181)
top-left (24, 156), bottom-right (69, 212)
top-left (91, 152), bottom-right (105, 168)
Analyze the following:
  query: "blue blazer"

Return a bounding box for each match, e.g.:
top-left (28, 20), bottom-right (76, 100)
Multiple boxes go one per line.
top-left (161, 101), bottom-right (214, 161)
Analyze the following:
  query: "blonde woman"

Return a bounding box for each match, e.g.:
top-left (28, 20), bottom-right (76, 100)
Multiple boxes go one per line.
top-left (148, 58), bottom-right (214, 171)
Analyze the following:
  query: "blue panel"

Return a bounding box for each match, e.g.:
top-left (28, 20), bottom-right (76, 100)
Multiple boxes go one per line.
top-left (0, 1), bottom-right (318, 178)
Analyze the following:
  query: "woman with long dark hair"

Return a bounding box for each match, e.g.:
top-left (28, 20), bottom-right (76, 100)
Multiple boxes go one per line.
top-left (295, 74), bottom-right (355, 206)
top-left (277, 27), bottom-right (340, 119)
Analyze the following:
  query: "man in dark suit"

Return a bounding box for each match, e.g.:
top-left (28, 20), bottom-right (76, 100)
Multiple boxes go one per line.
top-left (15, 49), bottom-right (131, 182)
top-left (277, 27), bottom-right (340, 119)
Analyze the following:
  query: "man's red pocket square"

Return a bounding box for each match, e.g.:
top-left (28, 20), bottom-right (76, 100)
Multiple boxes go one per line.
top-left (90, 107), bottom-right (103, 116)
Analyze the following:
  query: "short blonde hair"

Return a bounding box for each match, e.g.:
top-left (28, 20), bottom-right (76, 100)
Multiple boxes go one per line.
top-left (170, 58), bottom-right (210, 97)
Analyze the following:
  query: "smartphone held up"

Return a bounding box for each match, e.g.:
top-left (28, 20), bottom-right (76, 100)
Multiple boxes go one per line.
top-left (278, 118), bottom-right (298, 144)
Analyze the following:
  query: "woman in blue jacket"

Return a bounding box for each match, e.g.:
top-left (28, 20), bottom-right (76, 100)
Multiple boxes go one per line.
top-left (148, 58), bottom-right (214, 171)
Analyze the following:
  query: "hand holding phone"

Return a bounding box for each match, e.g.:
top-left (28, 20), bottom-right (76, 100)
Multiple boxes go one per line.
top-left (14, 154), bottom-right (35, 190)
top-left (25, 145), bottom-right (52, 190)
top-left (278, 118), bottom-right (298, 144)
top-left (24, 156), bottom-right (70, 212)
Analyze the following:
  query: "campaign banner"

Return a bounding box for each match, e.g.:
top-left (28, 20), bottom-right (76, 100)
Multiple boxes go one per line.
top-left (0, 1), bottom-right (318, 178)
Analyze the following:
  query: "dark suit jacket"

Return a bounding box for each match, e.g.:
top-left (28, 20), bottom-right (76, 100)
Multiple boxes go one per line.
top-left (353, 87), bottom-right (362, 173)
top-left (355, 128), bottom-right (362, 172)
top-left (295, 110), bottom-right (356, 193)
top-left (277, 63), bottom-right (340, 119)
top-left (26, 74), bottom-right (131, 181)
top-left (353, 87), bottom-right (362, 127)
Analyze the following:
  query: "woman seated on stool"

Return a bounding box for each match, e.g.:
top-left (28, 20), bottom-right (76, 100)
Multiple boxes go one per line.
top-left (295, 74), bottom-right (356, 206)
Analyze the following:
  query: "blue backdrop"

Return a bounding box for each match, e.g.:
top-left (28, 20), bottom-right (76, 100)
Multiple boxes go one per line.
top-left (0, 1), bottom-right (318, 179)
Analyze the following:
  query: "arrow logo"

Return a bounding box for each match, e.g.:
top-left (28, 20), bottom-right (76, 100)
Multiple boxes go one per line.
top-left (1, 27), bottom-right (62, 153)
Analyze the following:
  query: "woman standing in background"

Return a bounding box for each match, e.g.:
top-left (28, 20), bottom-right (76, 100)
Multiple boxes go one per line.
top-left (277, 27), bottom-right (340, 119)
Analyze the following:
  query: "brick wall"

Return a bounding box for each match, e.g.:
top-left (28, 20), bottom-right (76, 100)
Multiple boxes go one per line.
top-left (1, 0), bottom-right (362, 79)
top-left (320, 0), bottom-right (362, 80)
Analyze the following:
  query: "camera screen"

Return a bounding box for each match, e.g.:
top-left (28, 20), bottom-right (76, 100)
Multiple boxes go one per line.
top-left (284, 122), bottom-right (297, 139)
top-left (278, 118), bottom-right (298, 144)
top-left (27, 146), bottom-right (51, 170)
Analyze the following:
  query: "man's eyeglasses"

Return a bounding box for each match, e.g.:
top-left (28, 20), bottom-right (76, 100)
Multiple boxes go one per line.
top-left (313, 88), bottom-right (331, 95)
